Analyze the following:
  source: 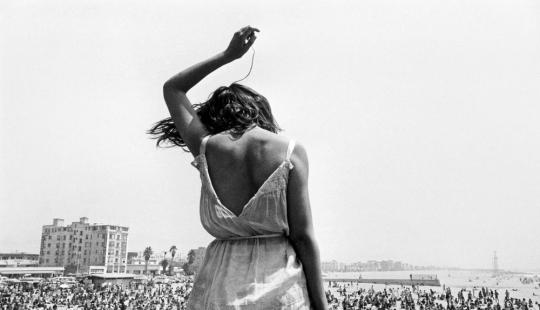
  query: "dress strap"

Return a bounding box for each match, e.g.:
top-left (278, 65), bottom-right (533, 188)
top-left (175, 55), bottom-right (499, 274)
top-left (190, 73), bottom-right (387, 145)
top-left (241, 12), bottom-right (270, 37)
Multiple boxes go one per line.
top-left (199, 135), bottom-right (211, 156)
top-left (286, 140), bottom-right (296, 161)
top-left (285, 140), bottom-right (296, 169)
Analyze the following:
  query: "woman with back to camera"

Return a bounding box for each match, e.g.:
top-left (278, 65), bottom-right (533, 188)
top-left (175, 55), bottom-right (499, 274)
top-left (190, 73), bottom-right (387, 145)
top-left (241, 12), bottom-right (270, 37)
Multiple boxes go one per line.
top-left (148, 26), bottom-right (328, 310)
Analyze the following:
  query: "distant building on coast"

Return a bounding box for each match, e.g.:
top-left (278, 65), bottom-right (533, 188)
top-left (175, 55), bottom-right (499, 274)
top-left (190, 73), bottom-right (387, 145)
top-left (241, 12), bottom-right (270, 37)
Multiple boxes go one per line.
top-left (322, 259), bottom-right (438, 272)
top-left (0, 252), bottom-right (39, 261)
top-left (39, 217), bottom-right (129, 275)
top-left (321, 260), bottom-right (342, 272)
top-left (126, 250), bottom-right (166, 276)
top-left (0, 252), bottom-right (39, 268)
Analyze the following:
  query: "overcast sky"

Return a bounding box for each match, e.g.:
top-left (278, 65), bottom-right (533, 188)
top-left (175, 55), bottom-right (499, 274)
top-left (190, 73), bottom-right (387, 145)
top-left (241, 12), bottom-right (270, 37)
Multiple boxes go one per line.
top-left (1, 0), bottom-right (539, 270)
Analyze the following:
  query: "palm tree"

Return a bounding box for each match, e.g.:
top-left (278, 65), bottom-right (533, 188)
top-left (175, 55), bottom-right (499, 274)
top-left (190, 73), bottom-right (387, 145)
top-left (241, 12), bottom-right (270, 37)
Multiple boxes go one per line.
top-left (143, 247), bottom-right (153, 275)
top-left (187, 250), bottom-right (195, 265)
top-left (169, 245), bottom-right (177, 275)
top-left (187, 250), bottom-right (196, 275)
top-left (182, 262), bottom-right (191, 275)
top-left (160, 259), bottom-right (169, 274)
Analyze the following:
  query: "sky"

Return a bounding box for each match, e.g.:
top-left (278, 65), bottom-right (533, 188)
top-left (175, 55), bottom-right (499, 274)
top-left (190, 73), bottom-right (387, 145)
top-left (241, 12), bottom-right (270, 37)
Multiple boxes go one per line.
top-left (1, 0), bottom-right (539, 270)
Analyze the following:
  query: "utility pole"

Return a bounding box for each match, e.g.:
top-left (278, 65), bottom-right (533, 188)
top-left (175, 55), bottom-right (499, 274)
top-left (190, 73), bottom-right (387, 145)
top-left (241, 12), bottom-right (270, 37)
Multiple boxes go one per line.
top-left (493, 251), bottom-right (499, 276)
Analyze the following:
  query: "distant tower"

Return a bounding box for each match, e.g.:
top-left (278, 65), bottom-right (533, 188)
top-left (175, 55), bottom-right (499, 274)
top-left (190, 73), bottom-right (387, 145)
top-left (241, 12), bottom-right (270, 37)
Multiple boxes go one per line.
top-left (492, 251), bottom-right (499, 275)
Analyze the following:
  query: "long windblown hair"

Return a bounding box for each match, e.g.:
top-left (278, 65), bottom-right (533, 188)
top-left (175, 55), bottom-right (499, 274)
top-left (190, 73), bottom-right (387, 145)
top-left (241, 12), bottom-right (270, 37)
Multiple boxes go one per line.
top-left (148, 83), bottom-right (282, 151)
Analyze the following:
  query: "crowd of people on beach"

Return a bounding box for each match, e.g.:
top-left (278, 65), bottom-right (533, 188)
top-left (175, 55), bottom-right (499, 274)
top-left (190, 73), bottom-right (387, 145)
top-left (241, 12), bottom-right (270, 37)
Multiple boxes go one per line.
top-left (2, 278), bottom-right (539, 310)
top-left (325, 281), bottom-right (540, 310)
top-left (0, 280), bottom-right (192, 310)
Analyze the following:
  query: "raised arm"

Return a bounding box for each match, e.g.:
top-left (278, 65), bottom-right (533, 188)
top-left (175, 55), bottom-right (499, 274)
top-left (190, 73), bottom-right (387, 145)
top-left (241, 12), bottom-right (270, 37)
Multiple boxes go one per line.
top-left (287, 143), bottom-right (329, 310)
top-left (163, 26), bottom-right (259, 156)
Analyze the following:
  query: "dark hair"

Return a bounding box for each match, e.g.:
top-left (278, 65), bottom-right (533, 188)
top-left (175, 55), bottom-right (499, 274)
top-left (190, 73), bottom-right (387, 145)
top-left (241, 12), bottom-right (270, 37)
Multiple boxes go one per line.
top-left (148, 83), bottom-right (281, 150)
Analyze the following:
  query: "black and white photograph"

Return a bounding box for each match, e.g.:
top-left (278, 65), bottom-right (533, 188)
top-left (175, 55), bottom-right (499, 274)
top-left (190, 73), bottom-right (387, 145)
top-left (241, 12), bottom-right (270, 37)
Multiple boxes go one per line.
top-left (1, 1), bottom-right (539, 310)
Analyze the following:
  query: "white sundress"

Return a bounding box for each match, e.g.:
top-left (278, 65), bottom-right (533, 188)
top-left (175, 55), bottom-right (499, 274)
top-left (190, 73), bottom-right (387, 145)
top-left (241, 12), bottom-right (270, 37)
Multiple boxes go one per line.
top-left (187, 135), bottom-right (311, 310)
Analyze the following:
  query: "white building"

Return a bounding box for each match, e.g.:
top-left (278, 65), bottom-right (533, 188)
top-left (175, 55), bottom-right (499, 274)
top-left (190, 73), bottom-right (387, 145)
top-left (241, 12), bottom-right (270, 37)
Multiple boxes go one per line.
top-left (39, 217), bottom-right (129, 274)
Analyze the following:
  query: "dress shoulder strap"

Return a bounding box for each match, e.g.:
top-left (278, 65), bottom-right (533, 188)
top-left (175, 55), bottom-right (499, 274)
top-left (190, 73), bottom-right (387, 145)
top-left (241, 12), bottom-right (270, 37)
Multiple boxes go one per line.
top-left (285, 140), bottom-right (296, 169)
top-left (200, 135), bottom-right (211, 156)
top-left (285, 140), bottom-right (296, 161)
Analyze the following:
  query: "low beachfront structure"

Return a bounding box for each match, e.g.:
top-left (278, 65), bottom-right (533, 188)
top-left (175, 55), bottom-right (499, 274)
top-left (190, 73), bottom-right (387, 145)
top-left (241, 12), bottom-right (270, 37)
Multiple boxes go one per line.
top-left (0, 267), bottom-right (64, 278)
top-left (87, 273), bottom-right (135, 288)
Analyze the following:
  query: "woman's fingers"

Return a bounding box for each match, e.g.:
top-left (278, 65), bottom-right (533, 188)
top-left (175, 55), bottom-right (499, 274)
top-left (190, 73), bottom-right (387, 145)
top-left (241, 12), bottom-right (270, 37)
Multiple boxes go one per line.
top-left (245, 34), bottom-right (257, 48)
top-left (240, 26), bottom-right (260, 38)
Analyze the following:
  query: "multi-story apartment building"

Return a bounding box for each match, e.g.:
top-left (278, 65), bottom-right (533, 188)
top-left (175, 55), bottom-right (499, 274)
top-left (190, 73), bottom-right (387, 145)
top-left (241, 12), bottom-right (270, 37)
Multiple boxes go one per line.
top-left (190, 247), bottom-right (206, 272)
top-left (39, 217), bottom-right (129, 274)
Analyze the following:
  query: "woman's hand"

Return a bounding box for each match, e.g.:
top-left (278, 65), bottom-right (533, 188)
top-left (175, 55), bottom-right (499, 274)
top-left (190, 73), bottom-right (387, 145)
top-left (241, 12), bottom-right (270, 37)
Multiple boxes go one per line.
top-left (224, 25), bottom-right (259, 61)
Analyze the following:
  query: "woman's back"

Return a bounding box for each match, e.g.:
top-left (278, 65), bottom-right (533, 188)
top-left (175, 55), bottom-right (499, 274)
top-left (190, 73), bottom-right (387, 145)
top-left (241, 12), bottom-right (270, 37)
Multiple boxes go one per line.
top-left (156, 25), bottom-right (327, 310)
top-left (204, 126), bottom-right (291, 217)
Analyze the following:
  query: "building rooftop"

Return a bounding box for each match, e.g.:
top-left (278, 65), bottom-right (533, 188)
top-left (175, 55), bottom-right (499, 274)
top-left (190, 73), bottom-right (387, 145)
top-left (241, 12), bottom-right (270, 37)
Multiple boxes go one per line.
top-left (0, 267), bottom-right (64, 275)
top-left (88, 273), bottom-right (135, 279)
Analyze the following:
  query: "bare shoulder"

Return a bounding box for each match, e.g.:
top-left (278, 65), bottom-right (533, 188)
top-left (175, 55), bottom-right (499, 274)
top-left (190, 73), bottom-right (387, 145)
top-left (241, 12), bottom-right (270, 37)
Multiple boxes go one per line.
top-left (245, 127), bottom-right (289, 153)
